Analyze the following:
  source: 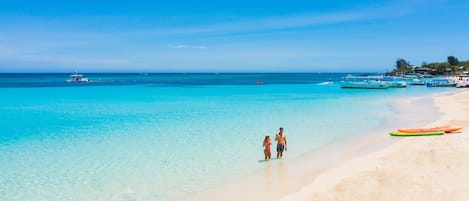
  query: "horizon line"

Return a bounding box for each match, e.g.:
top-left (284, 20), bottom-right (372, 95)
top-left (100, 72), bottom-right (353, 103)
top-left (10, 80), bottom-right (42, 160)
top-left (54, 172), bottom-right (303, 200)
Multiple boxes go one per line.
top-left (0, 71), bottom-right (387, 74)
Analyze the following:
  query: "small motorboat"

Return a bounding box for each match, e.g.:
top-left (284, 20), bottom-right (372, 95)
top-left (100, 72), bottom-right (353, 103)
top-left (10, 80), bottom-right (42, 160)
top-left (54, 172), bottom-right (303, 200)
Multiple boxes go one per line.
top-left (426, 78), bottom-right (456, 87)
top-left (409, 78), bottom-right (426, 85)
top-left (389, 81), bottom-right (407, 88)
top-left (67, 72), bottom-right (90, 83)
top-left (340, 75), bottom-right (390, 89)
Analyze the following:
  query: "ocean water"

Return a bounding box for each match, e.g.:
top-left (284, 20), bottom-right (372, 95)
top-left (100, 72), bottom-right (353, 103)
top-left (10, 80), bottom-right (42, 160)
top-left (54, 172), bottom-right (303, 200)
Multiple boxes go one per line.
top-left (0, 73), bottom-right (452, 201)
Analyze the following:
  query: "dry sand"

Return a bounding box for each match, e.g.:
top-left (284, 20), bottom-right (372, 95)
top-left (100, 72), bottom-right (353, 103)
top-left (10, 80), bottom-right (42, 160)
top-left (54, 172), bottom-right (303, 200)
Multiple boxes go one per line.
top-left (279, 89), bottom-right (469, 201)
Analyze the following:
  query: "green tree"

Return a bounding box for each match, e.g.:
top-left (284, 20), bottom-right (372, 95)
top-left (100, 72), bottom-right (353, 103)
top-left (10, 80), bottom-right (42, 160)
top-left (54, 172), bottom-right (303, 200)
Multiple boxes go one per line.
top-left (421, 61), bottom-right (428, 67)
top-left (447, 56), bottom-right (459, 66)
top-left (395, 58), bottom-right (411, 73)
top-left (421, 62), bottom-right (447, 75)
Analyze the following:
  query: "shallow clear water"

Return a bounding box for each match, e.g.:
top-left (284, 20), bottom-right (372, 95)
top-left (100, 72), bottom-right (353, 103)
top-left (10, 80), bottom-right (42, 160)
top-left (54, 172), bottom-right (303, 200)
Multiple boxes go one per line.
top-left (0, 73), bottom-right (452, 201)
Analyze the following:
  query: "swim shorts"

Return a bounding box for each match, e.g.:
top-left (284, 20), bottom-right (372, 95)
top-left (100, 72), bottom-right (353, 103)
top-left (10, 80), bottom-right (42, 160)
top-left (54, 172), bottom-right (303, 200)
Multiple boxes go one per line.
top-left (277, 144), bottom-right (285, 152)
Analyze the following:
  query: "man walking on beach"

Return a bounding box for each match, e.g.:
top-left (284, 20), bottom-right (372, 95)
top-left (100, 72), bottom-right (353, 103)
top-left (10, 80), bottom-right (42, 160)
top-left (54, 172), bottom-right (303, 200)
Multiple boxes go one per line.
top-left (275, 127), bottom-right (287, 158)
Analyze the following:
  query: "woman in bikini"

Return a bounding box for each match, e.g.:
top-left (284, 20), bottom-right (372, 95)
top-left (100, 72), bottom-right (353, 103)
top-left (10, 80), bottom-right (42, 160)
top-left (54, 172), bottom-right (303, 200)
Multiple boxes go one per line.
top-left (263, 134), bottom-right (272, 161)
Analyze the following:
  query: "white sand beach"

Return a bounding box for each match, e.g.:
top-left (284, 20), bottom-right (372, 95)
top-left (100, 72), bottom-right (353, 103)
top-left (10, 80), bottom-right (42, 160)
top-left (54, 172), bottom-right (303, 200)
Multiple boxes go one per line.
top-left (279, 89), bottom-right (469, 201)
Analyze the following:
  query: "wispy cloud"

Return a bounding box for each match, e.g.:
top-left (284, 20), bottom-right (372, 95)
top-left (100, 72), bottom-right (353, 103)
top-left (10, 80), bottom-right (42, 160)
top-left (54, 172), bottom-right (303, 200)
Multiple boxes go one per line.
top-left (168, 44), bottom-right (188, 49)
top-left (0, 1), bottom-right (428, 40)
top-left (168, 44), bottom-right (208, 49)
top-left (192, 46), bottom-right (208, 49)
top-left (136, 2), bottom-right (416, 36)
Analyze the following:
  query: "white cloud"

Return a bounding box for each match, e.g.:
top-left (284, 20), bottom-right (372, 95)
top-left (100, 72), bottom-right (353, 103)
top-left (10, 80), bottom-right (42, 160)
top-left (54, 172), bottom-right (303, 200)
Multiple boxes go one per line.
top-left (168, 44), bottom-right (188, 49)
top-left (192, 46), bottom-right (208, 49)
top-left (168, 44), bottom-right (208, 49)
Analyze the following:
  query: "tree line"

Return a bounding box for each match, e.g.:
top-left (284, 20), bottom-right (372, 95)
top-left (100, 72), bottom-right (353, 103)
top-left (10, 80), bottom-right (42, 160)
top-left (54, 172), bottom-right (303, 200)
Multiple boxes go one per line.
top-left (392, 56), bottom-right (468, 75)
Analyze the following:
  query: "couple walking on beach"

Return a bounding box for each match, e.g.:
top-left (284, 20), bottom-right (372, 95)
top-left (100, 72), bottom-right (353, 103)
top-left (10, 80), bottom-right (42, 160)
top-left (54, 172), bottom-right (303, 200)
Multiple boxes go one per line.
top-left (263, 127), bottom-right (287, 161)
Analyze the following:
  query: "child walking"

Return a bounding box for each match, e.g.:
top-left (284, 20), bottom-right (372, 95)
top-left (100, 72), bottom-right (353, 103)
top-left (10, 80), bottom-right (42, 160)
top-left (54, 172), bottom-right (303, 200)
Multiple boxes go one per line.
top-left (263, 134), bottom-right (272, 161)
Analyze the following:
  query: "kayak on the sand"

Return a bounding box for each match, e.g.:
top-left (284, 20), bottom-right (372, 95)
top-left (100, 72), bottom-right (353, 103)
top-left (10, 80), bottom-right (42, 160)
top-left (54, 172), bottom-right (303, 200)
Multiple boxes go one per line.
top-left (390, 131), bottom-right (445, 136)
top-left (398, 126), bottom-right (463, 133)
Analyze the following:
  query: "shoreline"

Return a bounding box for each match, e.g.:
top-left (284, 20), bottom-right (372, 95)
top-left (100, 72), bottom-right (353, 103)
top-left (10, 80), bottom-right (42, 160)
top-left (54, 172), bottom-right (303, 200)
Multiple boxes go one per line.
top-left (279, 88), bottom-right (469, 201)
top-left (182, 89), bottom-right (456, 201)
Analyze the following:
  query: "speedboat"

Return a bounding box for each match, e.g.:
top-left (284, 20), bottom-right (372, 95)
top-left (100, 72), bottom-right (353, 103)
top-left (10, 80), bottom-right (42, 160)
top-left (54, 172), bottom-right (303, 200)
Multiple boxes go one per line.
top-left (382, 76), bottom-right (407, 88)
top-left (340, 76), bottom-right (390, 89)
top-left (340, 80), bottom-right (390, 89)
top-left (67, 72), bottom-right (90, 82)
top-left (456, 79), bottom-right (469, 88)
top-left (409, 78), bottom-right (426, 85)
top-left (426, 78), bottom-right (456, 87)
top-left (456, 74), bottom-right (469, 88)
top-left (389, 81), bottom-right (407, 88)
top-left (401, 74), bottom-right (426, 85)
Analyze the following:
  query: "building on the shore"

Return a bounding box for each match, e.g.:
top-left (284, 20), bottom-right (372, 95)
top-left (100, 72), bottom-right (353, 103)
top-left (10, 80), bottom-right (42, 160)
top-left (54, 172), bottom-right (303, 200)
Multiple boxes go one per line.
top-left (414, 67), bottom-right (433, 74)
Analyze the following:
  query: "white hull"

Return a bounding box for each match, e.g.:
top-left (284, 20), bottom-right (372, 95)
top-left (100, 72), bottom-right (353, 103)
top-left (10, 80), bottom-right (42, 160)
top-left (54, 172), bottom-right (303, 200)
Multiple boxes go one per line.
top-left (389, 81), bottom-right (407, 88)
top-left (409, 79), bottom-right (425, 85)
top-left (456, 82), bottom-right (469, 88)
top-left (67, 78), bottom-right (89, 83)
top-left (67, 72), bottom-right (90, 82)
top-left (340, 81), bottom-right (390, 89)
top-left (426, 79), bottom-right (457, 87)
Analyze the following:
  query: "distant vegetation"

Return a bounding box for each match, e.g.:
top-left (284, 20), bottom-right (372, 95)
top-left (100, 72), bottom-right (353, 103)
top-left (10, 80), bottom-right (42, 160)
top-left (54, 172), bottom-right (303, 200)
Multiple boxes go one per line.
top-left (391, 56), bottom-right (468, 75)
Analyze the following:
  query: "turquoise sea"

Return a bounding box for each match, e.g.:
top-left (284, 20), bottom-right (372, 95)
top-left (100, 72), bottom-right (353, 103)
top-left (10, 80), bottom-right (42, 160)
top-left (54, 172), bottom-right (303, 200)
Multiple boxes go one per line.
top-left (0, 73), bottom-right (452, 201)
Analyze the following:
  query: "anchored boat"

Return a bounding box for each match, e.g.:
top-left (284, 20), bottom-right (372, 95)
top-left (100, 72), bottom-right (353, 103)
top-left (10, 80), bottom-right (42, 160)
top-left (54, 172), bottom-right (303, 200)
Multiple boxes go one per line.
top-left (340, 75), bottom-right (390, 89)
top-left (67, 72), bottom-right (90, 83)
top-left (426, 78), bottom-right (456, 87)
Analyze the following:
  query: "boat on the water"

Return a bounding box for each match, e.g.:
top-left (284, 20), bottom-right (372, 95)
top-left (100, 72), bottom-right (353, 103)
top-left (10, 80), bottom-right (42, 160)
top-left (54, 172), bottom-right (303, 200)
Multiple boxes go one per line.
top-left (456, 74), bottom-right (469, 88)
top-left (67, 72), bottom-right (90, 83)
top-left (382, 76), bottom-right (408, 88)
top-left (340, 75), bottom-right (390, 89)
top-left (409, 78), bottom-right (426, 85)
top-left (389, 81), bottom-right (407, 88)
top-left (426, 78), bottom-right (456, 87)
top-left (456, 81), bottom-right (469, 88)
top-left (399, 74), bottom-right (426, 85)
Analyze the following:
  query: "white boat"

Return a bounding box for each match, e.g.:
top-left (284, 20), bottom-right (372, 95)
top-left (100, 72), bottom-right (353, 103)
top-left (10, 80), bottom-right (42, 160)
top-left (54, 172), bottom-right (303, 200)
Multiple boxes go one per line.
top-left (382, 76), bottom-right (408, 88)
top-left (340, 76), bottom-right (390, 89)
top-left (389, 81), bottom-right (407, 88)
top-left (426, 78), bottom-right (456, 87)
top-left (409, 78), bottom-right (426, 85)
top-left (316, 81), bottom-right (333, 85)
top-left (456, 82), bottom-right (468, 88)
top-left (456, 74), bottom-right (469, 88)
top-left (67, 72), bottom-right (90, 82)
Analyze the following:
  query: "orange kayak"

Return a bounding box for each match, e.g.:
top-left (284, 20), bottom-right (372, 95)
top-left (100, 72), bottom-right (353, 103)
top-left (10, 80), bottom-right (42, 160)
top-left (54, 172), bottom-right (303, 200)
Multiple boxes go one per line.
top-left (398, 126), bottom-right (462, 133)
top-left (443, 126), bottom-right (464, 133)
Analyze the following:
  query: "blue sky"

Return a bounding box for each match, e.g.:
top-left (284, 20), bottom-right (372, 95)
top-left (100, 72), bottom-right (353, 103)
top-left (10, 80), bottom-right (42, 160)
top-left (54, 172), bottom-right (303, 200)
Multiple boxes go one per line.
top-left (0, 0), bottom-right (468, 72)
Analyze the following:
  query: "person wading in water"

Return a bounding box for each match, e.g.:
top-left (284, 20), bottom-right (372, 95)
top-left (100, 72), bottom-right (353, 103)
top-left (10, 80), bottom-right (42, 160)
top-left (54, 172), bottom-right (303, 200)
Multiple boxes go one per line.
top-left (275, 127), bottom-right (287, 158)
top-left (263, 134), bottom-right (272, 161)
